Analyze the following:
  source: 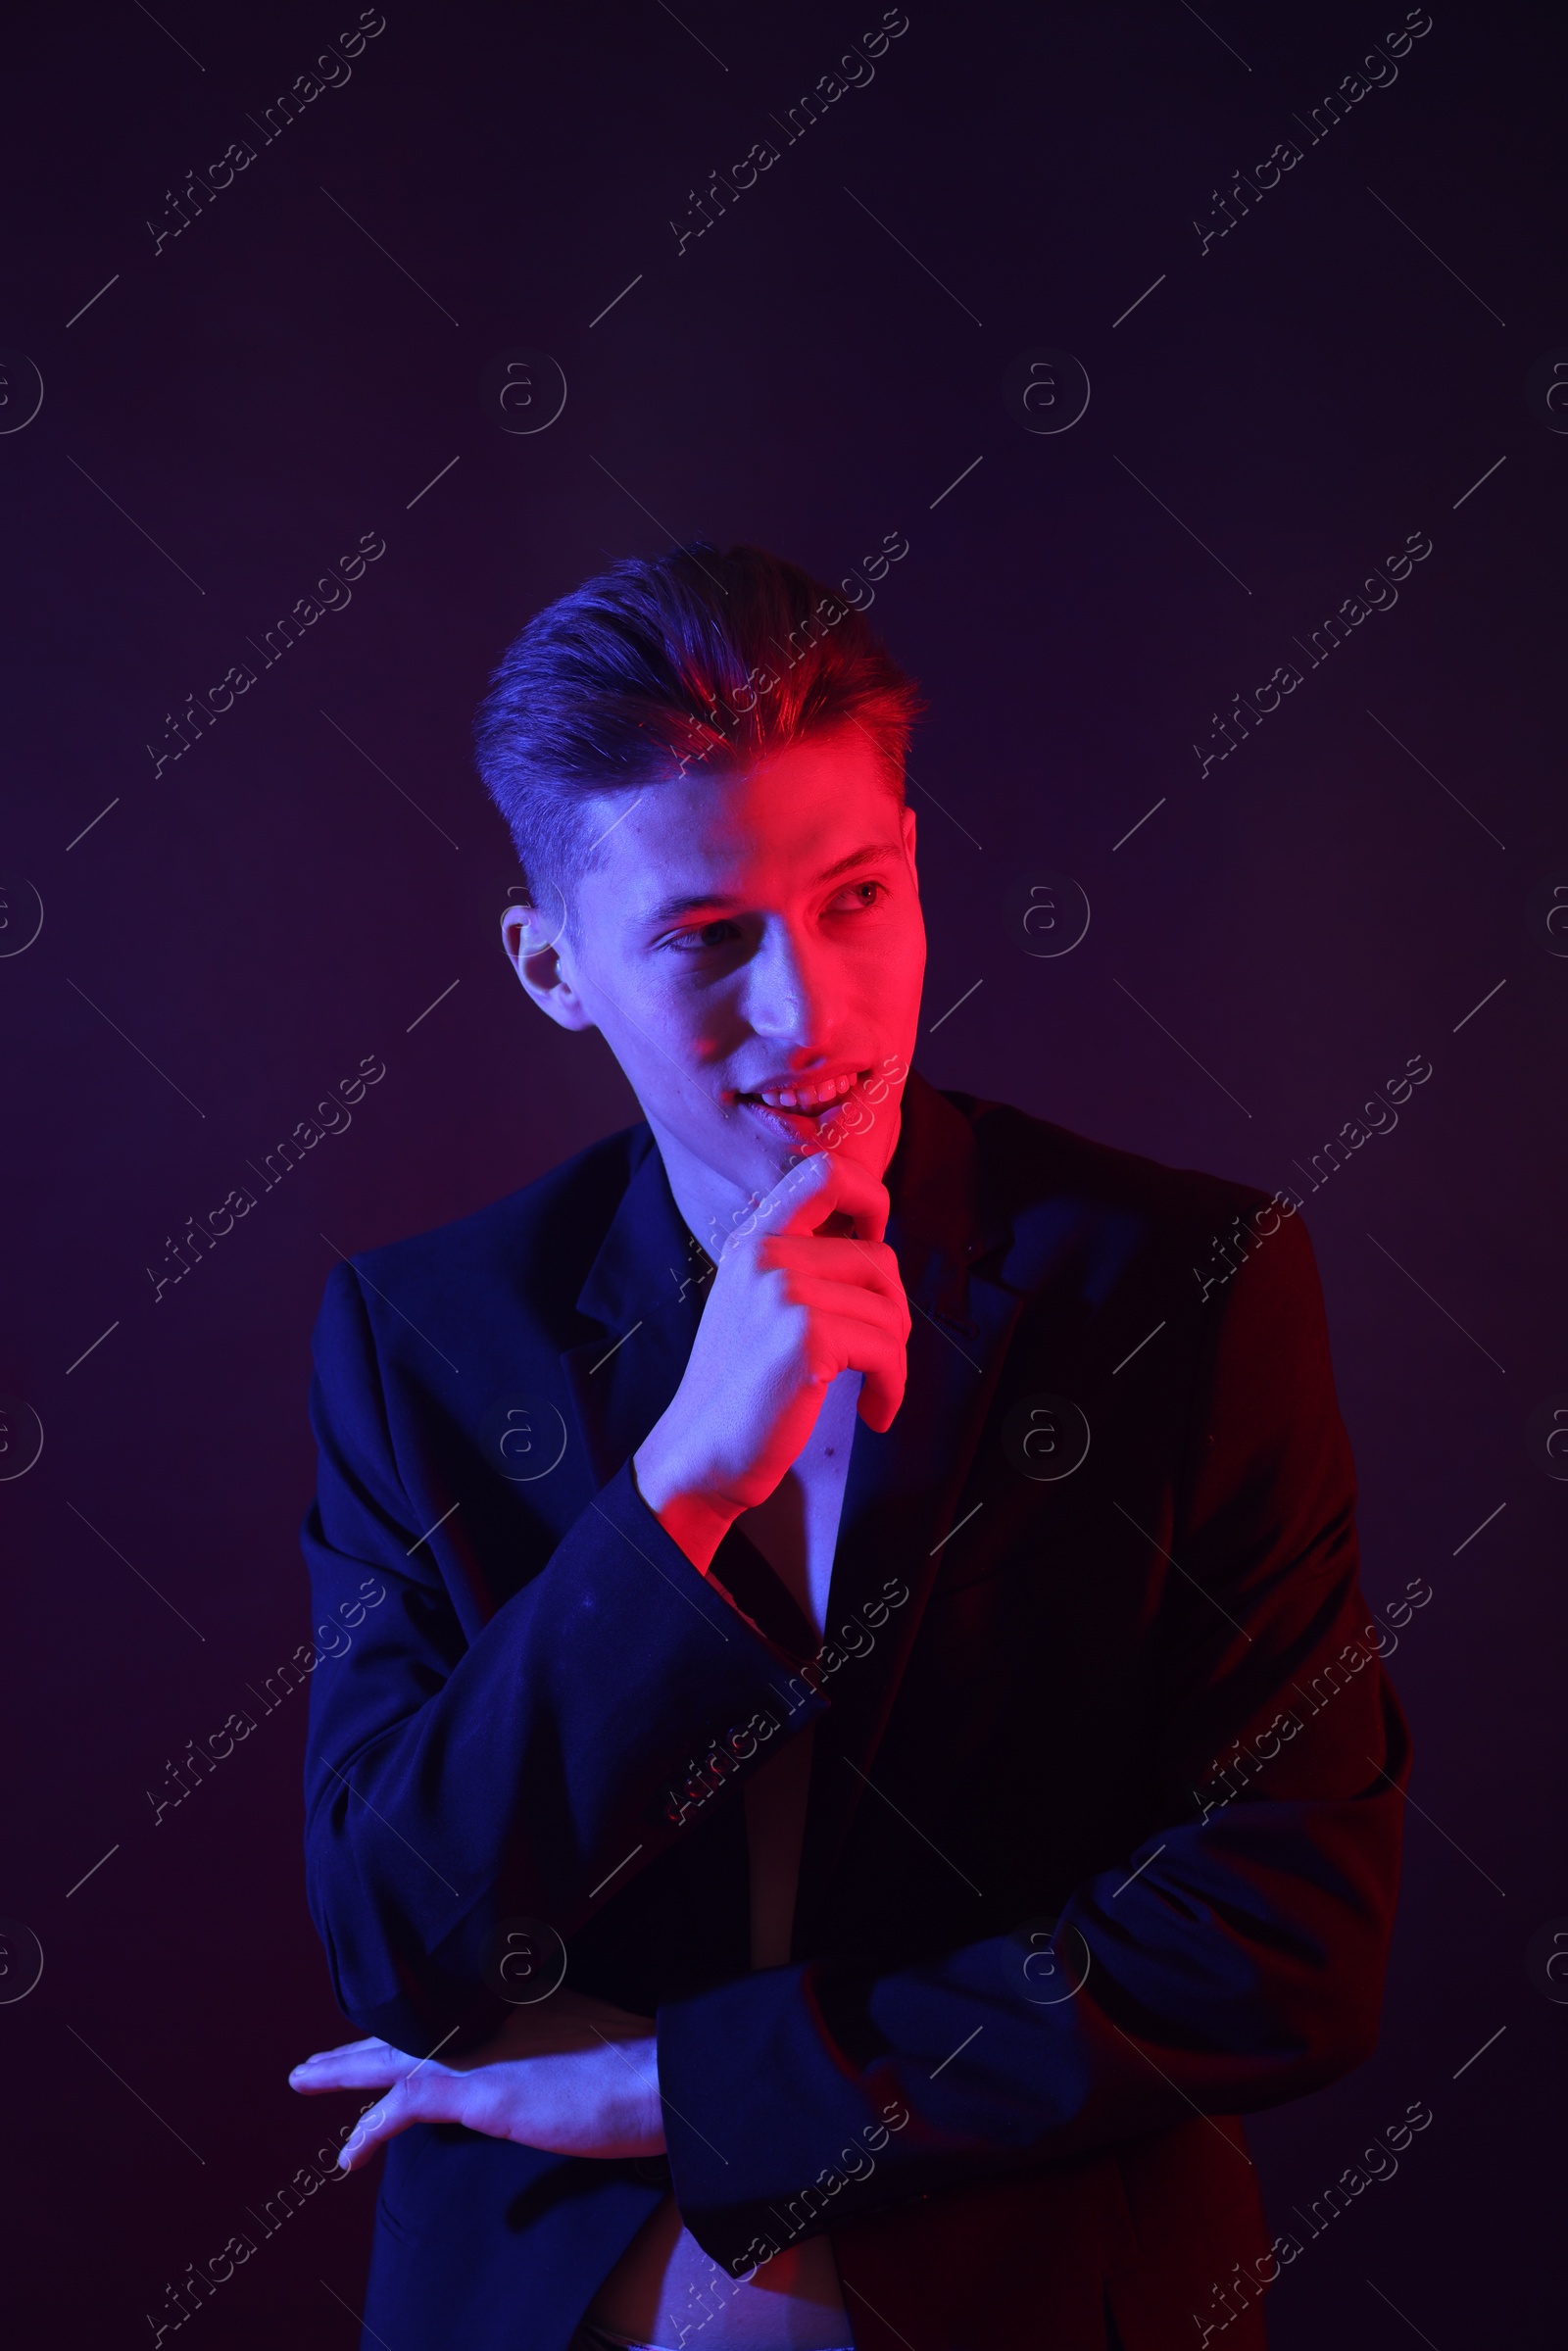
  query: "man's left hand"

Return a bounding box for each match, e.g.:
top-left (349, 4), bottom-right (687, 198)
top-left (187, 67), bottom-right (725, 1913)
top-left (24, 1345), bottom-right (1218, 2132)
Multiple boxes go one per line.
top-left (289, 1987), bottom-right (665, 2169)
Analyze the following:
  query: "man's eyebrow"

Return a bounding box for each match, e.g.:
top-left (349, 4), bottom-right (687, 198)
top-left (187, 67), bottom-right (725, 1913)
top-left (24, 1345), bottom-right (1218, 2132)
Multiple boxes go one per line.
top-left (642, 842), bottom-right (900, 926)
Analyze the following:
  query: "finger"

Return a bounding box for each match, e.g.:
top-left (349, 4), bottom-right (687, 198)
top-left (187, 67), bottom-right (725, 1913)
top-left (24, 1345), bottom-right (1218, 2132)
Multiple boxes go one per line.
top-left (727, 1154), bottom-right (836, 1250)
top-left (779, 1275), bottom-right (911, 1345)
top-left (788, 1304), bottom-right (907, 1430)
top-left (789, 1151), bottom-right (888, 1250)
top-left (289, 2039), bottom-right (420, 2094)
top-left (760, 1235), bottom-right (909, 1322)
top-left (747, 1154), bottom-right (892, 1248)
top-left (337, 2061), bottom-right (545, 2171)
top-left (337, 2075), bottom-right (447, 2172)
top-left (295, 2035), bottom-right (388, 2064)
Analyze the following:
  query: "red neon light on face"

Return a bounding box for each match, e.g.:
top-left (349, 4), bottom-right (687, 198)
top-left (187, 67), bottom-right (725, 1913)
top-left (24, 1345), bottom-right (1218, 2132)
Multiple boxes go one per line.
top-left (555, 726), bottom-right (926, 1220)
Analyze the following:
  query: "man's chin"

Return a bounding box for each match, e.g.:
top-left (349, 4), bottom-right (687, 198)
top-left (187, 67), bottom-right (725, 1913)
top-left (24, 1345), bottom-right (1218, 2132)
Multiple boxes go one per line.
top-left (729, 1091), bottom-right (901, 1181)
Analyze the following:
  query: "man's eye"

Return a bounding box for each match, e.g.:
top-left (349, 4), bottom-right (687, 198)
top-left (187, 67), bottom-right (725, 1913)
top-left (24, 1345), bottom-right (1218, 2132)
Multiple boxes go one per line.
top-left (827, 880), bottom-right (886, 913)
top-left (664, 919), bottom-right (740, 953)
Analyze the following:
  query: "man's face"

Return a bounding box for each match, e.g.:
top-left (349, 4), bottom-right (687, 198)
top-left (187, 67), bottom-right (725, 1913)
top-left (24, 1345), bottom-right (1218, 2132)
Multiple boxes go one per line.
top-left (502, 726), bottom-right (926, 1227)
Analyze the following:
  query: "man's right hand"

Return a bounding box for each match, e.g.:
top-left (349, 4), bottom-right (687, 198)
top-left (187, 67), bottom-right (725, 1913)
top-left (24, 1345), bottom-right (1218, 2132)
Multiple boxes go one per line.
top-left (632, 1153), bottom-right (910, 1573)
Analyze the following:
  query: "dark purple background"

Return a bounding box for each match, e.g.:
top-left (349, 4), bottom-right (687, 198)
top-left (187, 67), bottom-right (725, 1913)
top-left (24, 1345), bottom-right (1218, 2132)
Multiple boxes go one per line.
top-left (3, 2), bottom-right (1563, 2339)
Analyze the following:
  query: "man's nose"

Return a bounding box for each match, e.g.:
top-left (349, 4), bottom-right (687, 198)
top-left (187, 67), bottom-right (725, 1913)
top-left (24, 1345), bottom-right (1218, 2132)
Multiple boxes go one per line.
top-left (743, 918), bottom-right (829, 1044)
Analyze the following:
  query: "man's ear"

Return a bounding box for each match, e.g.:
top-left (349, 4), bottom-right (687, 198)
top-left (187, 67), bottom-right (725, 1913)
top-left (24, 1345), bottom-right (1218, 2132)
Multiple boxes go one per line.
top-left (499, 901), bottom-right (595, 1033)
top-left (901, 800), bottom-right (917, 878)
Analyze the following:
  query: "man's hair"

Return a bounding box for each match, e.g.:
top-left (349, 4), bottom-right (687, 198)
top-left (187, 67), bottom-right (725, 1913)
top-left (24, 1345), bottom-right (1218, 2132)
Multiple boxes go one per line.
top-left (472, 541), bottom-right (923, 908)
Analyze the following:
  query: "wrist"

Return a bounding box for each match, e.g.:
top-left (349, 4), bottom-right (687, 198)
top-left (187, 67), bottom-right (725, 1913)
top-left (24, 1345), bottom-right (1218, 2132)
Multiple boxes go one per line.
top-left (630, 1444), bottom-right (739, 1575)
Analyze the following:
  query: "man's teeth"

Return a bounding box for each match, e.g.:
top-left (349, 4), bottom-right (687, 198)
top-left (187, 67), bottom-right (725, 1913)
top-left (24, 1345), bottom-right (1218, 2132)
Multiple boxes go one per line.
top-left (753, 1072), bottom-right (858, 1110)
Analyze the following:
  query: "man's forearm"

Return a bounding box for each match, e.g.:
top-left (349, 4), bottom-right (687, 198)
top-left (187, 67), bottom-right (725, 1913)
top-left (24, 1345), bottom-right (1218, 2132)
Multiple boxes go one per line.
top-left (304, 1452), bottom-right (825, 2050)
top-left (657, 1712), bottom-right (1408, 2272)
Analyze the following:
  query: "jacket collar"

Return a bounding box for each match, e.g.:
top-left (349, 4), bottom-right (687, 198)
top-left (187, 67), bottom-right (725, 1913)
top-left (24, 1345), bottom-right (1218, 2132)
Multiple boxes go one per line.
top-left (571, 1126), bottom-right (704, 1340)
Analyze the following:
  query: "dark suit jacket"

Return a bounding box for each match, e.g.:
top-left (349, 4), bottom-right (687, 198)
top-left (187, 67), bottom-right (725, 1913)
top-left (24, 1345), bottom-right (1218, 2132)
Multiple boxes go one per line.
top-left (299, 1071), bottom-right (1409, 2351)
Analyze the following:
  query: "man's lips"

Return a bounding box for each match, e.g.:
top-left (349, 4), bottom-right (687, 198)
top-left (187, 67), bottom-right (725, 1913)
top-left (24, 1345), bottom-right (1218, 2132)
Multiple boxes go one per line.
top-left (729, 1068), bottom-right (870, 1116)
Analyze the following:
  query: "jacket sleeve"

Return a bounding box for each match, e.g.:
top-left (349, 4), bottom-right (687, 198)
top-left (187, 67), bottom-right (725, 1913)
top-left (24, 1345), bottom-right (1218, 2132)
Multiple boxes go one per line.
top-left (656, 1207), bottom-right (1411, 2274)
top-left (299, 1258), bottom-right (826, 2054)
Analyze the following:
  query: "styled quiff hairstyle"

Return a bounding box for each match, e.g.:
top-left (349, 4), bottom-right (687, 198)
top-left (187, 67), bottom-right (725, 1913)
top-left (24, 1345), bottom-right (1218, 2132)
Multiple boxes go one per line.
top-left (473, 541), bottom-right (923, 910)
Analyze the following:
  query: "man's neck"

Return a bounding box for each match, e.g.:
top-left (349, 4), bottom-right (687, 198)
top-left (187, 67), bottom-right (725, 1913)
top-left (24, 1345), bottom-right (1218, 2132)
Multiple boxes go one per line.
top-left (643, 1115), bottom-right (761, 1265)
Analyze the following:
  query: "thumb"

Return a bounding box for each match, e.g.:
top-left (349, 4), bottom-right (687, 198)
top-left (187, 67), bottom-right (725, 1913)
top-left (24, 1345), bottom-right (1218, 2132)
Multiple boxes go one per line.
top-left (743, 1151), bottom-right (891, 1249)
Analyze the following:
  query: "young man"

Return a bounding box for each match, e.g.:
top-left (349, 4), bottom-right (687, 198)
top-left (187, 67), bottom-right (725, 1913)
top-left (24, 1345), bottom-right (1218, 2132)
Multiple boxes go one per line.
top-left (290, 545), bottom-right (1409, 2351)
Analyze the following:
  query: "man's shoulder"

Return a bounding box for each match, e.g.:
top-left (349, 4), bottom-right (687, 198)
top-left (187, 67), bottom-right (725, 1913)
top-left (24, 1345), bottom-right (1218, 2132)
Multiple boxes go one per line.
top-left (941, 1085), bottom-right (1285, 1298)
top-left (342, 1118), bottom-right (653, 1328)
top-left (949, 1087), bottom-right (1271, 1225)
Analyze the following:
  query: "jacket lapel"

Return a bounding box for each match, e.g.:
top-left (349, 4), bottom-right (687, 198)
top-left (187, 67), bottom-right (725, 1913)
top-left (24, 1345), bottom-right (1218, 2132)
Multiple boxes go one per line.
top-left (558, 1132), bottom-right (709, 1494)
top-left (792, 1075), bottom-right (1021, 1935)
